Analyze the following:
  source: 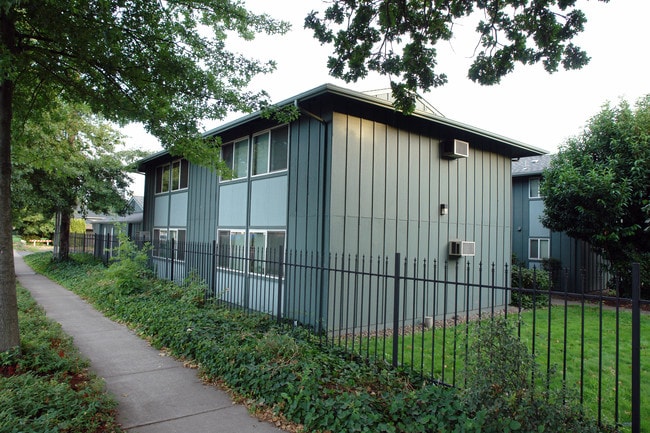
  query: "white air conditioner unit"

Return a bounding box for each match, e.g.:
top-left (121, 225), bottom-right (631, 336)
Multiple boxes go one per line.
top-left (449, 240), bottom-right (476, 257)
top-left (442, 139), bottom-right (470, 159)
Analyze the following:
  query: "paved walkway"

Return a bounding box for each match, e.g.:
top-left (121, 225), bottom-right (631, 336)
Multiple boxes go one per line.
top-left (14, 251), bottom-right (285, 433)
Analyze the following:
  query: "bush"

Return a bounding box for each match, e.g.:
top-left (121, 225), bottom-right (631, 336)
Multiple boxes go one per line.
top-left (461, 318), bottom-right (609, 433)
top-left (24, 252), bottom-right (611, 433)
top-left (105, 232), bottom-right (153, 295)
top-left (510, 264), bottom-right (551, 309)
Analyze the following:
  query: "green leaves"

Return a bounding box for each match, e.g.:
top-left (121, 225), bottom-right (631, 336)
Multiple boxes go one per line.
top-left (0, 286), bottom-right (120, 433)
top-left (541, 95), bottom-right (650, 291)
top-left (6, 0), bottom-right (291, 164)
top-left (25, 252), bottom-right (614, 433)
top-left (306, 0), bottom-right (600, 113)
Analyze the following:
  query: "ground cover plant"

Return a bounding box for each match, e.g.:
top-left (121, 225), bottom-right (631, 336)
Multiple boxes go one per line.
top-left (24, 251), bottom-right (612, 433)
top-left (0, 285), bottom-right (122, 433)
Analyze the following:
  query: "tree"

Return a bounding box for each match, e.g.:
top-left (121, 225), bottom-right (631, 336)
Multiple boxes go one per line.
top-left (540, 95), bottom-right (650, 294)
top-left (12, 100), bottom-right (137, 261)
top-left (305, 0), bottom-right (604, 113)
top-left (1, 0), bottom-right (289, 352)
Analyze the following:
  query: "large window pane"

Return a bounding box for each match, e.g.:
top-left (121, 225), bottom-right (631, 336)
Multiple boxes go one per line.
top-left (171, 161), bottom-right (181, 190)
top-left (180, 159), bottom-right (189, 189)
top-left (217, 230), bottom-right (231, 267)
top-left (161, 165), bottom-right (170, 193)
top-left (249, 232), bottom-right (266, 274)
top-left (266, 231), bottom-right (285, 276)
top-left (270, 125), bottom-right (288, 172)
top-left (253, 133), bottom-right (270, 175)
top-left (530, 239), bottom-right (539, 259)
top-left (221, 143), bottom-right (234, 177)
top-left (233, 139), bottom-right (248, 178)
top-left (529, 177), bottom-right (541, 198)
top-left (155, 166), bottom-right (164, 194)
top-left (231, 231), bottom-right (246, 271)
top-left (173, 229), bottom-right (186, 261)
top-left (539, 239), bottom-right (550, 259)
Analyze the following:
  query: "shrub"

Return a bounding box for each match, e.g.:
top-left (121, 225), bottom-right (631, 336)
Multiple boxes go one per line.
top-left (105, 232), bottom-right (153, 295)
top-left (510, 264), bottom-right (551, 309)
top-left (461, 318), bottom-right (610, 432)
top-left (24, 252), bottom-right (611, 433)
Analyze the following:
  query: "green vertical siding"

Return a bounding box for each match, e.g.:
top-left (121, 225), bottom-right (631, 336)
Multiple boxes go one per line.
top-left (286, 114), bottom-right (329, 253)
top-left (187, 164), bottom-right (219, 242)
top-left (328, 112), bottom-right (512, 278)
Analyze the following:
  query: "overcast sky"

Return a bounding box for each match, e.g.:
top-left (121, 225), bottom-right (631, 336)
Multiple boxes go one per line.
top-left (124, 0), bottom-right (650, 158)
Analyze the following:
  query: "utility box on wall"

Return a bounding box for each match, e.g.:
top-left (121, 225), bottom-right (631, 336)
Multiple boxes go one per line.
top-left (442, 139), bottom-right (470, 159)
top-left (449, 240), bottom-right (476, 257)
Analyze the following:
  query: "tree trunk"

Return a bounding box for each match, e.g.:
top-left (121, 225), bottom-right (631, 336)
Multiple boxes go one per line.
top-left (0, 11), bottom-right (20, 353)
top-left (58, 209), bottom-right (71, 261)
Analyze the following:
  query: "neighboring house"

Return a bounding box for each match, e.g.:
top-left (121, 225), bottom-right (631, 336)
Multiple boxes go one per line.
top-left (137, 83), bottom-right (545, 328)
top-left (86, 196), bottom-right (145, 240)
top-left (512, 156), bottom-right (606, 292)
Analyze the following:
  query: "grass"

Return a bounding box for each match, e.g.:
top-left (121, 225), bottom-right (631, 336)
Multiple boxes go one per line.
top-left (367, 306), bottom-right (649, 432)
top-left (1, 284), bottom-right (122, 433)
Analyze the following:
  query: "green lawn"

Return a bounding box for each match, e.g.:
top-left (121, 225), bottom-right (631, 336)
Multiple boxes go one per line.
top-left (361, 305), bottom-right (649, 432)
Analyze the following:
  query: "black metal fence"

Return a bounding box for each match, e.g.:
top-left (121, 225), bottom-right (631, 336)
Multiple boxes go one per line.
top-left (69, 233), bottom-right (647, 432)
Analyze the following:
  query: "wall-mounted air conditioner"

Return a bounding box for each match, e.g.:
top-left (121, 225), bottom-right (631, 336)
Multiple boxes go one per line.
top-left (442, 139), bottom-right (470, 159)
top-left (449, 240), bottom-right (476, 257)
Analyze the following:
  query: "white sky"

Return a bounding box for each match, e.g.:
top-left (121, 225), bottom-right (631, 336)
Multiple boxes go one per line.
top-left (123, 0), bottom-right (650, 160)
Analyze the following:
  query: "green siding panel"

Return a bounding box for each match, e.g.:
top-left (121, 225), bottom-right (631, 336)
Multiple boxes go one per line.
top-left (250, 176), bottom-right (287, 228)
top-left (218, 183), bottom-right (248, 228)
top-left (326, 113), bottom-right (512, 288)
top-left (187, 164), bottom-right (219, 242)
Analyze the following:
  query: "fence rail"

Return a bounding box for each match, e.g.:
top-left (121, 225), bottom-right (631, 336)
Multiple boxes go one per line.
top-left (69, 233), bottom-right (647, 432)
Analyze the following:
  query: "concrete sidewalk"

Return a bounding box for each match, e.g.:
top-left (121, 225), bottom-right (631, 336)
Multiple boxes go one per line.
top-left (14, 251), bottom-right (285, 433)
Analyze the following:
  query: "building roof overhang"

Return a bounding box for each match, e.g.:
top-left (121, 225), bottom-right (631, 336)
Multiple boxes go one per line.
top-left (138, 83), bottom-right (546, 171)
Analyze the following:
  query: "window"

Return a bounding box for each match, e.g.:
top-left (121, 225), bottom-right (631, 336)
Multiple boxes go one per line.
top-left (529, 238), bottom-right (550, 260)
top-left (252, 125), bottom-right (288, 175)
top-left (529, 177), bottom-right (541, 198)
top-left (217, 229), bottom-right (285, 276)
top-left (153, 228), bottom-right (186, 261)
top-left (217, 229), bottom-right (246, 270)
top-left (221, 138), bottom-right (248, 180)
top-left (155, 159), bottom-right (189, 193)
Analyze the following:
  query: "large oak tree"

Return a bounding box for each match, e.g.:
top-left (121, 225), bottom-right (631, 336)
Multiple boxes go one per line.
top-left (0, 0), bottom-right (288, 352)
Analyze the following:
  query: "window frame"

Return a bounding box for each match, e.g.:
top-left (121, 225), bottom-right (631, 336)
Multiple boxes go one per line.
top-left (528, 237), bottom-right (550, 261)
top-left (220, 137), bottom-right (249, 181)
top-left (155, 159), bottom-right (189, 194)
top-left (251, 124), bottom-right (289, 177)
top-left (217, 229), bottom-right (285, 277)
top-left (153, 228), bottom-right (186, 261)
top-left (529, 177), bottom-right (541, 199)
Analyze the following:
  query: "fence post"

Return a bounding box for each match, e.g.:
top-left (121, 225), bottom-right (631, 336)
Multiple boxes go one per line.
top-left (277, 247), bottom-right (284, 324)
top-left (392, 253), bottom-right (401, 368)
top-left (631, 263), bottom-right (640, 433)
top-left (170, 238), bottom-right (175, 282)
top-left (211, 240), bottom-right (217, 299)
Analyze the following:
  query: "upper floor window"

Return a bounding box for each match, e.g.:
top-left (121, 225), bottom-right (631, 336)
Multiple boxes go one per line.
top-left (252, 125), bottom-right (289, 176)
top-left (529, 177), bottom-right (541, 198)
top-left (221, 138), bottom-right (248, 180)
top-left (156, 159), bottom-right (189, 194)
